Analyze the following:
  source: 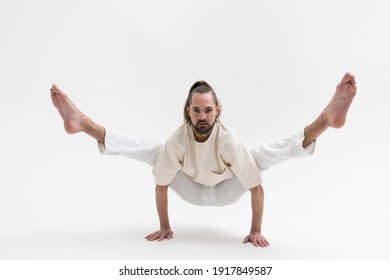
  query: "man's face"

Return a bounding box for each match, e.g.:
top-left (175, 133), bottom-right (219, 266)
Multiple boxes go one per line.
top-left (186, 92), bottom-right (219, 135)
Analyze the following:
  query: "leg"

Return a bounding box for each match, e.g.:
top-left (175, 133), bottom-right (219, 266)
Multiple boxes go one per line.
top-left (169, 174), bottom-right (249, 207)
top-left (302, 72), bottom-right (357, 148)
top-left (50, 84), bottom-right (105, 143)
top-left (214, 176), bottom-right (248, 206)
top-left (250, 130), bottom-right (314, 173)
top-left (251, 72), bottom-right (356, 172)
top-left (51, 84), bottom-right (162, 166)
top-left (99, 130), bottom-right (162, 166)
top-left (169, 172), bottom-right (207, 206)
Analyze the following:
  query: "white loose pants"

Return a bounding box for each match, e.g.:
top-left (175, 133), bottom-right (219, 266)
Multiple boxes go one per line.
top-left (98, 130), bottom-right (315, 206)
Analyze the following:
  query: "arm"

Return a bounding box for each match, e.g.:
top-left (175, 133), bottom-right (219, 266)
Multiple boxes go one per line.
top-left (222, 143), bottom-right (268, 246)
top-left (243, 185), bottom-right (270, 247)
top-left (145, 185), bottom-right (173, 241)
top-left (146, 126), bottom-right (185, 241)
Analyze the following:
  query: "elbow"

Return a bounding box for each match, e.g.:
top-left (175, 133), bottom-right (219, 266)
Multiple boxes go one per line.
top-left (156, 184), bottom-right (169, 193)
top-left (250, 185), bottom-right (264, 197)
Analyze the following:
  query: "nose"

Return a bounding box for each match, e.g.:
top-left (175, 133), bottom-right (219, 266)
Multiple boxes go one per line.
top-left (198, 112), bottom-right (206, 120)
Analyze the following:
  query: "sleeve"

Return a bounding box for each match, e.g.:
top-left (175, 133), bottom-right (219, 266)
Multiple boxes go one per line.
top-left (224, 143), bottom-right (263, 190)
top-left (152, 137), bottom-right (185, 186)
top-left (97, 130), bottom-right (162, 166)
top-left (250, 130), bottom-right (315, 173)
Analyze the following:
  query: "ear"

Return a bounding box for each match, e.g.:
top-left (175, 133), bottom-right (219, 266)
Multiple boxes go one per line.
top-left (186, 105), bottom-right (190, 116)
top-left (216, 105), bottom-right (220, 116)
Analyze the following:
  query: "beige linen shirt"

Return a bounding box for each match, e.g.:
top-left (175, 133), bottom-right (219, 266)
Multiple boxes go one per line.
top-left (152, 122), bottom-right (262, 189)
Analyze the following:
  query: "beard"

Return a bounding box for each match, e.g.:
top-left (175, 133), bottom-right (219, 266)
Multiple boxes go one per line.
top-left (193, 120), bottom-right (215, 135)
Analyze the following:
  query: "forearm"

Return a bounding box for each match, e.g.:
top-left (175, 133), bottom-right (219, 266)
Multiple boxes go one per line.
top-left (250, 185), bottom-right (264, 233)
top-left (155, 185), bottom-right (171, 229)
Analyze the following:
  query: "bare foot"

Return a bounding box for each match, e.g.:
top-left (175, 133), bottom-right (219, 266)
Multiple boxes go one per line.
top-left (323, 72), bottom-right (357, 128)
top-left (50, 85), bottom-right (86, 134)
top-left (302, 73), bottom-right (357, 148)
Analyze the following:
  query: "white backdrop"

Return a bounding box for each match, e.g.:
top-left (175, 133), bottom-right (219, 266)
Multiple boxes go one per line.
top-left (1, 0), bottom-right (389, 260)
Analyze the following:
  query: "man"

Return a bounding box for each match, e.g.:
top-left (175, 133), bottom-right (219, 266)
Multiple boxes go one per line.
top-left (50, 72), bottom-right (357, 247)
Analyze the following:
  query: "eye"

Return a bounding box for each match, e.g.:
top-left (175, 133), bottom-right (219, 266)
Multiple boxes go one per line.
top-left (192, 108), bottom-right (200, 113)
top-left (205, 108), bottom-right (213, 113)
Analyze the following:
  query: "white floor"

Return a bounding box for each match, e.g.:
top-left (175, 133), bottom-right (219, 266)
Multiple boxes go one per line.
top-left (1, 144), bottom-right (389, 260)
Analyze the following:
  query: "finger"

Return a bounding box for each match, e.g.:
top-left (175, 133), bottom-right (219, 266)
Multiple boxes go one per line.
top-left (257, 236), bottom-right (268, 247)
top-left (259, 239), bottom-right (267, 247)
top-left (248, 237), bottom-right (259, 247)
top-left (151, 233), bottom-right (161, 241)
top-left (158, 233), bottom-right (167, 242)
top-left (145, 232), bottom-right (157, 239)
top-left (145, 235), bottom-right (154, 241)
top-left (145, 234), bottom-right (154, 240)
top-left (157, 231), bottom-right (173, 241)
top-left (259, 237), bottom-right (270, 247)
top-left (243, 236), bottom-right (249, 243)
top-left (145, 232), bottom-right (159, 241)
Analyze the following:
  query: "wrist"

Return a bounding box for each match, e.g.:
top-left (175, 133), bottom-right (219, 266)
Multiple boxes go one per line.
top-left (250, 228), bottom-right (261, 234)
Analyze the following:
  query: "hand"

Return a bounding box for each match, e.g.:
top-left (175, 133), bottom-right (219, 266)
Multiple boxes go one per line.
top-left (145, 228), bottom-right (173, 242)
top-left (243, 232), bottom-right (269, 247)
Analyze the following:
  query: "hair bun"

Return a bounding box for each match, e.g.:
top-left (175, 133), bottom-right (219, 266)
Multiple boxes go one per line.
top-left (189, 80), bottom-right (212, 93)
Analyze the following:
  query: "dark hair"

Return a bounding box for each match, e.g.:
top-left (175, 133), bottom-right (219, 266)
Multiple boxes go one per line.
top-left (183, 81), bottom-right (222, 124)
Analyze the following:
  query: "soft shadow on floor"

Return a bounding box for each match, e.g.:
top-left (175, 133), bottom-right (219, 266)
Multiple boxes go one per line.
top-left (1, 224), bottom-right (275, 260)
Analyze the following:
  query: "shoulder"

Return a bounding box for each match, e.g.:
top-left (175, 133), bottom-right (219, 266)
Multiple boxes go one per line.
top-left (216, 122), bottom-right (241, 147)
top-left (165, 123), bottom-right (188, 146)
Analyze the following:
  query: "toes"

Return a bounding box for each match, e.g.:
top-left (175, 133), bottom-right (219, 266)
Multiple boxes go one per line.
top-left (341, 72), bottom-right (357, 86)
top-left (341, 72), bottom-right (352, 83)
